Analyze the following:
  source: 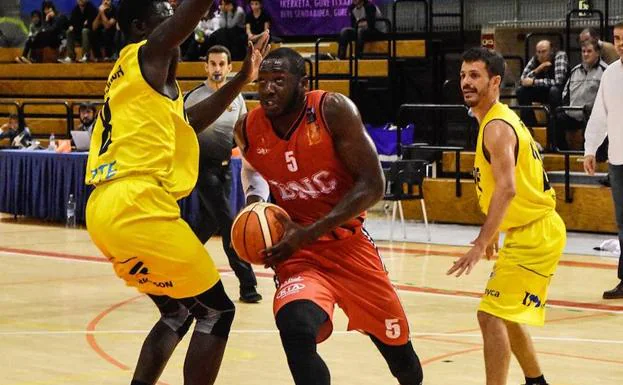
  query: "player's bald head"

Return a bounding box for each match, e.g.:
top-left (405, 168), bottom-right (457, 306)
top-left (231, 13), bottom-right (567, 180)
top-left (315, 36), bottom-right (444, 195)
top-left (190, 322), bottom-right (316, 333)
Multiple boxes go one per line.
top-left (259, 48), bottom-right (306, 78)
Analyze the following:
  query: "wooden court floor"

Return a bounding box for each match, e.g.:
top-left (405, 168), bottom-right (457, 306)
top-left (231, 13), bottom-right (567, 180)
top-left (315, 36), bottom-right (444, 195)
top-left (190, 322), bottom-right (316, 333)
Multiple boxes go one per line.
top-left (1, 214), bottom-right (622, 385)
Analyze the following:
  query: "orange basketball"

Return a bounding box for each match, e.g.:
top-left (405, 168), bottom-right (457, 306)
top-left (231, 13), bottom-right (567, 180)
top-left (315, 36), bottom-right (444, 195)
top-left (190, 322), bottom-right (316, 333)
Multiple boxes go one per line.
top-left (231, 202), bottom-right (290, 265)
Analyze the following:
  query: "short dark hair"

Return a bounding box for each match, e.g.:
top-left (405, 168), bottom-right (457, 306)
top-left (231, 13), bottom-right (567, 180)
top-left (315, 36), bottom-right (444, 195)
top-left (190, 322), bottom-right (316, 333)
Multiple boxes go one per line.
top-left (207, 45), bottom-right (232, 64)
top-left (8, 113), bottom-right (18, 121)
top-left (581, 27), bottom-right (600, 39)
top-left (41, 1), bottom-right (57, 13)
top-left (615, 21), bottom-right (623, 30)
top-left (79, 102), bottom-right (97, 113)
top-left (117, 0), bottom-right (163, 36)
top-left (263, 48), bottom-right (306, 78)
top-left (31, 10), bottom-right (42, 18)
top-left (581, 38), bottom-right (601, 52)
top-left (461, 47), bottom-right (506, 82)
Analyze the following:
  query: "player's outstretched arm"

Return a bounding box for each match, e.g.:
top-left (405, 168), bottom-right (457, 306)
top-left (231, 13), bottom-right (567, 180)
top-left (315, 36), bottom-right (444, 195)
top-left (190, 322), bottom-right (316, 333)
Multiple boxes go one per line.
top-left (186, 33), bottom-right (270, 132)
top-left (304, 93), bottom-right (385, 238)
top-left (141, 0), bottom-right (214, 91)
top-left (234, 115), bottom-right (270, 205)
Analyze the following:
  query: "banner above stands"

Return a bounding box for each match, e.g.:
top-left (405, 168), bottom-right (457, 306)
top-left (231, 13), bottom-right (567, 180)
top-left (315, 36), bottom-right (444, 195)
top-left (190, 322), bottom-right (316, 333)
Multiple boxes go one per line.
top-left (21, 0), bottom-right (395, 37)
top-left (265, 0), bottom-right (394, 36)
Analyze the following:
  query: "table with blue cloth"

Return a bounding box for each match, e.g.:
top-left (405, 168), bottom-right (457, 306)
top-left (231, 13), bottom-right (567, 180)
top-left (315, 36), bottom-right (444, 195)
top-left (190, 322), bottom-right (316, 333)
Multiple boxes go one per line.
top-left (0, 150), bottom-right (245, 228)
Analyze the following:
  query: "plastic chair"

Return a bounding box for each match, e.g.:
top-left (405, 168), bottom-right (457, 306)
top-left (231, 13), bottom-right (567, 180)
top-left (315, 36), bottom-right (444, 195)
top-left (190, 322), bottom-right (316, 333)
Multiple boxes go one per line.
top-left (383, 159), bottom-right (431, 242)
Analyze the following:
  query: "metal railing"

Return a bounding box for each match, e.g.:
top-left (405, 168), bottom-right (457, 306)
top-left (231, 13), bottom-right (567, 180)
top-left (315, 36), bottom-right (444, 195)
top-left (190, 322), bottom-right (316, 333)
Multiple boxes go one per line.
top-left (19, 101), bottom-right (72, 138)
top-left (397, 103), bottom-right (472, 197)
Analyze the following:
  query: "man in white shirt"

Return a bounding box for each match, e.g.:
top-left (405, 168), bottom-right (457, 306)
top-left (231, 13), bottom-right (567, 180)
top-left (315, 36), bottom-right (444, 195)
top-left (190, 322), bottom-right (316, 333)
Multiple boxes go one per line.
top-left (583, 21), bottom-right (623, 299)
top-left (184, 45), bottom-right (261, 303)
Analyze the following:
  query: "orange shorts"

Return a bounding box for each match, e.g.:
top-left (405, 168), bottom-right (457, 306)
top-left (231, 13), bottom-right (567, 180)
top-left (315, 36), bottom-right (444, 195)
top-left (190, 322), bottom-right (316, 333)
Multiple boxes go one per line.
top-left (273, 228), bottom-right (410, 346)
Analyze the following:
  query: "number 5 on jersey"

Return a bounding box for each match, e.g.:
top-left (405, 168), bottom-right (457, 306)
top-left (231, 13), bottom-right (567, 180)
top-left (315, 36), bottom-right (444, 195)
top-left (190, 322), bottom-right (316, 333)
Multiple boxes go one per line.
top-left (285, 151), bottom-right (298, 172)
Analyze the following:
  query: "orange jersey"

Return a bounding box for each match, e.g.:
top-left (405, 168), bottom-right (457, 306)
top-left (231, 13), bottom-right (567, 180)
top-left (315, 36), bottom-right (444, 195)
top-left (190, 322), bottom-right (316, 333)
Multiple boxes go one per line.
top-left (243, 90), bottom-right (364, 233)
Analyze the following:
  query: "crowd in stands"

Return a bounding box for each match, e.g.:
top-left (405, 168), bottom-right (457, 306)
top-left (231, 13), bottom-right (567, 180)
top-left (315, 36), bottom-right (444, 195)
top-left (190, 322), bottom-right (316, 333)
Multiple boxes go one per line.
top-left (15, 0), bottom-right (279, 63)
top-left (7, 0), bottom-right (620, 155)
top-left (511, 26), bottom-right (617, 152)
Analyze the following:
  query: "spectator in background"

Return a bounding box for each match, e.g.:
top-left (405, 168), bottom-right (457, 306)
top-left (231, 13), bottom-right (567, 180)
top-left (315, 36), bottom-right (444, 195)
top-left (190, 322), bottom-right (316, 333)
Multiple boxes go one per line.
top-left (59, 0), bottom-right (98, 63)
top-left (206, 0), bottom-right (247, 60)
top-left (555, 39), bottom-right (607, 150)
top-left (584, 21), bottom-right (623, 300)
top-left (338, 0), bottom-right (386, 59)
top-left (22, 1), bottom-right (67, 62)
top-left (91, 0), bottom-right (117, 61)
top-left (15, 10), bottom-right (43, 63)
top-left (246, 0), bottom-right (277, 43)
top-left (579, 27), bottom-right (619, 65)
top-left (0, 114), bottom-right (32, 149)
top-left (77, 102), bottom-right (97, 135)
top-left (517, 39), bottom-right (568, 126)
top-left (183, 8), bottom-right (220, 61)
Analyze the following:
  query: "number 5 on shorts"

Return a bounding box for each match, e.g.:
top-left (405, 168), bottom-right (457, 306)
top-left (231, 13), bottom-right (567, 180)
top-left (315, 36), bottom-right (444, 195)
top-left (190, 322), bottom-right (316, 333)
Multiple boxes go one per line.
top-left (385, 318), bottom-right (401, 339)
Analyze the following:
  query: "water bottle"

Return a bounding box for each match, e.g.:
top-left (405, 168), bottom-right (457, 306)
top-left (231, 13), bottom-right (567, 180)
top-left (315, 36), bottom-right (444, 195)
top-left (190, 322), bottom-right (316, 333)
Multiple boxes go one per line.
top-left (48, 133), bottom-right (56, 151)
top-left (66, 194), bottom-right (76, 228)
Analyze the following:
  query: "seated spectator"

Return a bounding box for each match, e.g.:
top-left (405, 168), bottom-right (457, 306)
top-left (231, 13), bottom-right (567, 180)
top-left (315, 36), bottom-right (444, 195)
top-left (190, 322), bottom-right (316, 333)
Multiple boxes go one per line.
top-left (517, 39), bottom-right (569, 126)
top-left (338, 0), bottom-right (387, 59)
top-left (245, 0), bottom-right (279, 43)
top-left (206, 0), bottom-right (247, 61)
top-left (554, 39), bottom-right (607, 150)
top-left (20, 2), bottom-right (67, 62)
top-left (77, 102), bottom-right (97, 135)
top-left (0, 114), bottom-right (32, 149)
top-left (91, 0), bottom-right (117, 61)
top-left (579, 27), bottom-right (619, 65)
top-left (183, 8), bottom-right (220, 61)
top-left (59, 0), bottom-right (98, 63)
top-left (15, 10), bottom-right (43, 63)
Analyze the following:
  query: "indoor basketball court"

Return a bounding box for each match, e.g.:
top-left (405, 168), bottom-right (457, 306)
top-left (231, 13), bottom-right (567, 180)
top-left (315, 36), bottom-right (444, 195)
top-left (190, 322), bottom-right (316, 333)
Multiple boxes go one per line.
top-left (1, 213), bottom-right (622, 385)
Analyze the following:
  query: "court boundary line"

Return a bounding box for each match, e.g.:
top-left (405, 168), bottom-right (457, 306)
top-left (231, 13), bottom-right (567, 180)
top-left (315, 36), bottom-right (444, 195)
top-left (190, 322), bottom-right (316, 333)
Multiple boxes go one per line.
top-left (2, 246), bottom-right (623, 313)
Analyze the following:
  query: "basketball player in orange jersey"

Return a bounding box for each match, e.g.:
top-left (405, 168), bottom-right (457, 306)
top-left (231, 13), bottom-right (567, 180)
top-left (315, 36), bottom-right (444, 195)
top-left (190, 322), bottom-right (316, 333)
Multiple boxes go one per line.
top-left (233, 48), bottom-right (423, 385)
top-left (84, 0), bottom-right (268, 384)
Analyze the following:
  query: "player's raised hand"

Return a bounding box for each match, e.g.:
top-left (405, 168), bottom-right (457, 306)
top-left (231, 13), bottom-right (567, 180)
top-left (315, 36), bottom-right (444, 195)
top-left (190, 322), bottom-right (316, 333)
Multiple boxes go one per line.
top-left (240, 31), bottom-right (271, 83)
top-left (262, 212), bottom-right (313, 268)
top-left (447, 242), bottom-right (484, 277)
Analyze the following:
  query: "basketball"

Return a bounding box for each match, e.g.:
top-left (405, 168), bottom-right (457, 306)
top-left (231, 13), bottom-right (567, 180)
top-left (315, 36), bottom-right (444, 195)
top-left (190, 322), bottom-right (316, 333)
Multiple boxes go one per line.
top-left (231, 202), bottom-right (290, 265)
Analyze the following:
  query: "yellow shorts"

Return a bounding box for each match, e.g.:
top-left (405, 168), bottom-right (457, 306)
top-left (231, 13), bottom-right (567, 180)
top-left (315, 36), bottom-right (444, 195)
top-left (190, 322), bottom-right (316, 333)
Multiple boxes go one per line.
top-left (479, 210), bottom-right (566, 326)
top-left (86, 177), bottom-right (220, 299)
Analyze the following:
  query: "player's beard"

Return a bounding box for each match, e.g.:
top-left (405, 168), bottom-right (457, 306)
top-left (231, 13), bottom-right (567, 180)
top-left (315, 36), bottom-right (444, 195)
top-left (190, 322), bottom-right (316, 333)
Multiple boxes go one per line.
top-left (81, 117), bottom-right (94, 127)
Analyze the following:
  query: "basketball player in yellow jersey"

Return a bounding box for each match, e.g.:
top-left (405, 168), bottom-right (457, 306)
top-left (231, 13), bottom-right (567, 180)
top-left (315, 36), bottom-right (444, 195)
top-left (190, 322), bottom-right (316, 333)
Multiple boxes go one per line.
top-left (448, 48), bottom-right (566, 385)
top-left (84, 0), bottom-right (268, 384)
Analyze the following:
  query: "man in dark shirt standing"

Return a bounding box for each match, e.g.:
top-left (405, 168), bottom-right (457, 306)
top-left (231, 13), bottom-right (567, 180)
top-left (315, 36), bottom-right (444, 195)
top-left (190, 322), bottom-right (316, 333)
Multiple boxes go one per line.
top-left (59, 0), bottom-right (98, 63)
top-left (184, 45), bottom-right (262, 303)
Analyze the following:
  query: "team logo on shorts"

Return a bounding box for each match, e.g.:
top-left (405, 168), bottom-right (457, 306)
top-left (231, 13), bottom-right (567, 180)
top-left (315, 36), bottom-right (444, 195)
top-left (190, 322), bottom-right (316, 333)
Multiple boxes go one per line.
top-left (522, 291), bottom-right (543, 308)
top-left (276, 282), bottom-right (306, 299)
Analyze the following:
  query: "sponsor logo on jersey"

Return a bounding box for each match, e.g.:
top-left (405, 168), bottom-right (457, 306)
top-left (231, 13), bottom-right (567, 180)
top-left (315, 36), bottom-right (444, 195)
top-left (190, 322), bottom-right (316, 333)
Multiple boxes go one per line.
top-left (269, 170), bottom-right (338, 200)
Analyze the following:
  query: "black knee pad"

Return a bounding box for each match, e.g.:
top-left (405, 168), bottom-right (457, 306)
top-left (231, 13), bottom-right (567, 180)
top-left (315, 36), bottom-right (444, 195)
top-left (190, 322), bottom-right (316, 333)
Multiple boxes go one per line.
top-left (149, 294), bottom-right (193, 338)
top-left (388, 342), bottom-right (423, 385)
top-left (183, 281), bottom-right (236, 338)
top-left (275, 300), bottom-right (327, 336)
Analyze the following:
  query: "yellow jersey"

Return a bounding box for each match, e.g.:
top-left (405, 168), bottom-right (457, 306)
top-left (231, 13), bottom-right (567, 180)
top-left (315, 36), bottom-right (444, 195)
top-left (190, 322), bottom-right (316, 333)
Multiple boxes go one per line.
top-left (473, 102), bottom-right (556, 231)
top-left (85, 40), bottom-right (199, 200)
